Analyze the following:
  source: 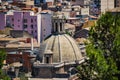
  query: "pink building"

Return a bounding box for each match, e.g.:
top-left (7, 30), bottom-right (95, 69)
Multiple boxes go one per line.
top-left (0, 11), bottom-right (52, 43)
top-left (0, 13), bottom-right (6, 30)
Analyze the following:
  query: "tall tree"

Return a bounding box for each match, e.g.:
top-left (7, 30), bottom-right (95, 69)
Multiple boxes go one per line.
top-left (0, 49), bottom-right (10, 80)
top-left (0, 50), bottom-right (6, 74)
top-left (77, 12), bottom-right (120, 80)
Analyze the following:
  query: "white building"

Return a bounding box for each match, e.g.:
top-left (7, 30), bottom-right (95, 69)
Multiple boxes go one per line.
top-left (81, 8), bottom-right (89, 15)
top-left (101, 0), bottom-right (115, 13)
top-left (41, 13), bottom-right (52, 42)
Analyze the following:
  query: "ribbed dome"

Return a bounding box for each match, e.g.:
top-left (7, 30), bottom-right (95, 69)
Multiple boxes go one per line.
top-left (39, 34), bottom-right (83, 63)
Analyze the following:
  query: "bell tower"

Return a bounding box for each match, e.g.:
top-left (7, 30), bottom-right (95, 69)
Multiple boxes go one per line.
top-left (52, 13), bottom-right (66, 34)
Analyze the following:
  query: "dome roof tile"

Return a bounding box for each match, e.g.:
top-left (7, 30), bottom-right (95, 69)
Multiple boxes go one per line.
top-left (40, 34), bottom-right (83, 63)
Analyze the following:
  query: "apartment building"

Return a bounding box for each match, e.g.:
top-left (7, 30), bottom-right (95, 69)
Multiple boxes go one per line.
top-left (0, 13), bottom-right (6, 30)
top-left (0, 11), bottom-right (52, 43)
top-left (41, 13), bottom-right (52, 41)
top-left (101, 0), bottom-right (115, 13)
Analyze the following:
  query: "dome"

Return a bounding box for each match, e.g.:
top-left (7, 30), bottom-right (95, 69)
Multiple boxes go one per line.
top-left (39, 34), bottom-right (83, 63)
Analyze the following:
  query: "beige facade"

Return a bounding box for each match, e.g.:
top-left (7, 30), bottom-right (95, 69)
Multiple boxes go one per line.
top-left (101, 0), bottom-right (115, 13)
top-left (81, 7), bottom-right (89, 15)
top-left (23, 0), bottom-right (34, 5)
top-left (13, 0), bottom-right (34, 5)
top-left (70, 0), bottom-right (90, 7)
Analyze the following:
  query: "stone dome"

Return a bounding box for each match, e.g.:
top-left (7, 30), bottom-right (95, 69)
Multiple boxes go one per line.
top-left (39, 34), bottom-right (83, 63)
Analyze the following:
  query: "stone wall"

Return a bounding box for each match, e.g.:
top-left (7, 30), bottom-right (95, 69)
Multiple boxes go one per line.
top-left (34, 67), bottom-right (54, 78)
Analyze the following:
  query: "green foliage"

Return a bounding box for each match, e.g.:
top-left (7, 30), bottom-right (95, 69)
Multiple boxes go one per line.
top-left (66, 30), bottom-right (71, 36)
top-left (77, 12), bottom-right (120, 80)
top-left (0, 50), bottom-right (10, 80)
top-left (0, 75), bottom-right (11, 80)
top-left (19, 72), bottom-right (28, 80)
top-left (0, 50), bottom-right (6, 74)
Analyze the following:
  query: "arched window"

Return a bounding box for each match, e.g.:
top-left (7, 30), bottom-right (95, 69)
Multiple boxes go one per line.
top-left (55, 23), bottom-right (58, 32)
top-left (60, 23), bottom-right (62, 31)
top-left (46, 57), bottom-right (49, 63)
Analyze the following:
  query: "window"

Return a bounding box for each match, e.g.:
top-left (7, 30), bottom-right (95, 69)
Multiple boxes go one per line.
top-left (60, 23), bottom-right (62, 31)
top-left (55, 26), bottom-right (58, 32)
top-left (18, 25), bottom-right (20, 27)
top-left (23, 25), bottom-right (27, 29)
top-left (46, 57), bottom-right (49, 63)
top-left (44, 54), bottom-right (53, 63)
top-left (66, 20), bottom-right (67, 23)
top-left (35, 19), bottom-right (36, 22)
top-left (31, 19), bottom-right (33, 23)
top-left (55, 23), bottom-right (58, 32)
top-left (12, 18), bottom-right (14, 21)
top-left (31, 30), bottom-right (33, 34)
top-left (31, 25), bottom-right (33, 29)
top-left (18, 19), bottom-right (20, 22)
top-left (12, 24), bottom-right (14, 26)
top-left (35, 36), bottom-right (37, 39)
top-left (23, 19), bottom-right (27, 23)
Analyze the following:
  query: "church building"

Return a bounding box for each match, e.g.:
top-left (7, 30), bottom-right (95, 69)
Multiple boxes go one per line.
top-left (32, 12), bottom-right (85, 78)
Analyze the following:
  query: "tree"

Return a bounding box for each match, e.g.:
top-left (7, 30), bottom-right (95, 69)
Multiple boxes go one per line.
top-left (77, 12), bottom-right (120, 80)
top-left (0, 50), bottom-right (6, 74)
top-left (0, 49), bottom-right (10, 80)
